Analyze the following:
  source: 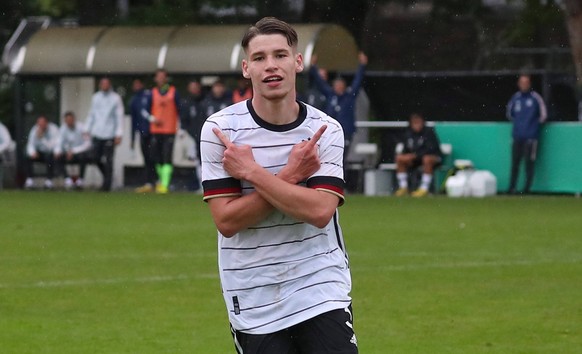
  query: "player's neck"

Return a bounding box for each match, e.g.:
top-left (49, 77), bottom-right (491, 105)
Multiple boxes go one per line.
top-left (251, 96), bottom-right (299, 125)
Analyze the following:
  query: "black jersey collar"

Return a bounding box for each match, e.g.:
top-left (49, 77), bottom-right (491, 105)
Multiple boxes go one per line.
top-left (246, 100), bottom-right (307, 132)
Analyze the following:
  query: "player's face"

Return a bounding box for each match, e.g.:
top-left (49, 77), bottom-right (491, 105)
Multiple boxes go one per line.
top-left (188, 82), bottom-right (201, 95)
top-left (332, 79), bottom-right (347, 95)
top-left (64, 114), bottom-right (75, 128)
top-left (242, 34), bottom-right (303, 101)
top-left (410, 116), bottom-right (425, 133)
top-left (518, 76), bottom-right (531, 92)
top-left (99, 79), bottom-right (111, 92)
top-left (155, 71), bottom-right (167, 87)
top-left (37, 116), bottom-right (48, 130)
top-left (132, 79), bottom-right (143, 92)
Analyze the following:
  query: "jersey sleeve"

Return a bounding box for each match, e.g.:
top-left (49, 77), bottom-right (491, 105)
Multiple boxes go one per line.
top-left (306, 119), bottom-right (345, 205)
top-left (200, 118), bottom-right (242, 201)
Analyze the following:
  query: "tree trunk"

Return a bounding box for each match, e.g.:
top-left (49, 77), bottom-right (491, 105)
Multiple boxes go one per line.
top-left (563, 0), bottom-right (582, 119)
top-left (563, 0), bottom-right (582, 82)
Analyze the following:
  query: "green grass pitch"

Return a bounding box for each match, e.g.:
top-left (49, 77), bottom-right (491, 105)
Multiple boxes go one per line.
top-left (1, 191), bottom-right (581, 353)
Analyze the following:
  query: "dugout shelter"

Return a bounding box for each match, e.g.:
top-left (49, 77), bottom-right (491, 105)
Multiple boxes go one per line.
top-left (2, 20), bottom-right (360, 188)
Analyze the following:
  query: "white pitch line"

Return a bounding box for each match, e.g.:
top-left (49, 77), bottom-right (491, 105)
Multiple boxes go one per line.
top-left (1, 258), bottom-right (580, 290)
top-left (0, 273), bottom-right (218, 290)
top-left (353, 257), bottom-right (582, 272)
top-left (0, 252), bottom-right (215, 262)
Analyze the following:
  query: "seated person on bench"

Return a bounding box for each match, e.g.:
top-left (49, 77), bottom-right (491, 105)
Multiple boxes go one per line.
top-left (24, 115), bottom-right (59, 189)
top-left (395, 112), bottom-right (442, 197)
top-left (54, 111), bottom-right (92, 189)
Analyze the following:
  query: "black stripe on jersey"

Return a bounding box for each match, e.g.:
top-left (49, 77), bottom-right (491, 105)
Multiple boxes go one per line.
top-left (332, 212), bottom-right (347, 260)
top-left (199, 138), bottom-right (225, 148)
top-left (321, 161), bottom-right (343, 169)
top-left (231, 280), bottom-right (348, 314)
top-left (235, 299), bottom-right (353, 332)
top-left (306, 176), bottom-right (345, 190)
top-left (222, 247), bottom-right (340, 272)
top-left (247, 221), bottom-right (306, 230)
top-left (226, 266), bottom-right (345, 293)
top-left (203, 177), bottom-right (242, 194)
top-left (208, 109), bottom-right (250, 120)
top-left (221, 231), bottom-right (324, 250)
top-left (305, 112), bottom-right (342, 127)
top-left (206, 113), bottom-right (262, 134)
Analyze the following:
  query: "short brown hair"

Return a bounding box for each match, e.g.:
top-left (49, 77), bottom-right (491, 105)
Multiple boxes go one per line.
top-left (241, 17), bottom-right (298, 52)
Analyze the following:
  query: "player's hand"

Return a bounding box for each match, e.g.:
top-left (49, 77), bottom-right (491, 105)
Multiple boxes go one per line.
top-left (279, 125), bottom-right (326, 184)
top-left (358, 51), bottom-right (368, 65)
top-left (213, 127), bottom-right (257, 181)
top-left (114, 137), bottom-right (122, 146)
top-left (310, 54), bottom-right (318, 66)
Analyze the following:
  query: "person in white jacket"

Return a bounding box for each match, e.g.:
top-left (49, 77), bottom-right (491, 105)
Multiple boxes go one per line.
top-left (0, 121), bottom-right (11, 156)
top-left (0, 121), bottom-right (12, 189)
top-left (54, 111), bottom-right (92, 189)
top-left (84, 77), bottom-right (124, 191)
top-left (24, 115), bottom-right (59, 189)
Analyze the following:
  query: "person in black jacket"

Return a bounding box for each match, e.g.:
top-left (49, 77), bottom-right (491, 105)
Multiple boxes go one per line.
top-left (395, 112), bottom-right (442, 197)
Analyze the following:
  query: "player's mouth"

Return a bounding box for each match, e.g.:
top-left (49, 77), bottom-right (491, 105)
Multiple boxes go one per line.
top-left (263, 75), bottom-right (283, 85)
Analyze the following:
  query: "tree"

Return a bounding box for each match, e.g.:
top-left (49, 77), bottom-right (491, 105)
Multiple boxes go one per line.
top-left (562, 0), bottom-right (582, 86)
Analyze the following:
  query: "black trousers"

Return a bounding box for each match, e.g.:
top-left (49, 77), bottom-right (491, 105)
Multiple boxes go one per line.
top-left (91, 138), bottom-right (115, 191)
top-left (509, 138), bottom-right (538, 193)
top-left (150, 134), bottom-right (175, 165)
top-left (25, 152), bottom-right (54, 179)
top-left (140, 134), bottom-right (156, 185)
top-left (55, 152), bottom-right (90, 179)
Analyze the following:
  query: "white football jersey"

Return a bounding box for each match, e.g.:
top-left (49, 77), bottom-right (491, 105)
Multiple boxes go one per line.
top-left (201, 100), bottom-right (352, 334)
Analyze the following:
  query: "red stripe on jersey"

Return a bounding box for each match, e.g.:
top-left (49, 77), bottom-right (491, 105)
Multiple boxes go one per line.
top-left (203, 187), bottom-right (242, 198)
top-left (311, 184), bottom-right (344, 196)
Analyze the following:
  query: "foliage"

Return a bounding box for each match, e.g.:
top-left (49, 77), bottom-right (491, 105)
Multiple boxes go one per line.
top-left (504, 0), bottom-right (565, 47)
top-left (36, 0), bottom-right (77, 17)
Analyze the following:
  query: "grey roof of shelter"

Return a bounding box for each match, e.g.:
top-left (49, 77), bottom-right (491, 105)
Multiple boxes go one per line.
top-left (6, 23), bottom-right (359, 75)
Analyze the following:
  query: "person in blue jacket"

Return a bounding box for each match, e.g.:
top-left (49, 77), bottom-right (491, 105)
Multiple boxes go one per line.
top-left (309, 52), bottom-right (368, 163)
top-left (129, 78), bottom-right (155, 193)
top-left (506, 74), bottom-right (547, 194)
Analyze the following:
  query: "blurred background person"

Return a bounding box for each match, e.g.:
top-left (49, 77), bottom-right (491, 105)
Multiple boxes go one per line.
top-left (231, 77), bottom-right (252, 103)
top-left (0, 120), bottom-right (13, 189)
top-left (180, 79), bottom-right (205, 191)
top-left (84, 77), bottom-right (124, 192)
top-left (180, 79), bottom-right (204, 156)
top-left (129, 78), bottom-right (156, 193)
top-left (309, 51), bottom-right (368, 164)
top-left (302, 66), bottom-right (328, 111)
top-left (54, 111), bottom-right (91, 190)
top-left (24, 115), bottom-right (59, 189)
top-left (394, 112), bottom-right (442, 197)
top-left (506, 74), bottom-right (547, 195)
top-left (149, 69), bottom-right (181, 194)
top-left (0, 121), bottom-right (11, 159)
top-left (201, 79), bottom-right (232, 118)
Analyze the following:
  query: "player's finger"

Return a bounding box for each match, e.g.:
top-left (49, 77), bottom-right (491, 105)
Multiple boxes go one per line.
top-left (213, 127), bottom-right (233, 148)
top-left (307, 125), bottom-right (327, 147)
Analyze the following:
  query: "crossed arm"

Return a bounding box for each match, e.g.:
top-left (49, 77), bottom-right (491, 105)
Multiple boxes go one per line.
top-left (207, 125), bottom-right (341, 237)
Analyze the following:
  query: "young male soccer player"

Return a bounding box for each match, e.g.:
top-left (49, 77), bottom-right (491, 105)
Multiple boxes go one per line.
top-left (200, 17), bottom-right (358, 354)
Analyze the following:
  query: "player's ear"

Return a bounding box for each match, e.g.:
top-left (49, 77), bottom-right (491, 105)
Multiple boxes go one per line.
top-left (295, 53), bottom-right (304, 73)
top-left (242, 60), bottom-right (250, 79)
